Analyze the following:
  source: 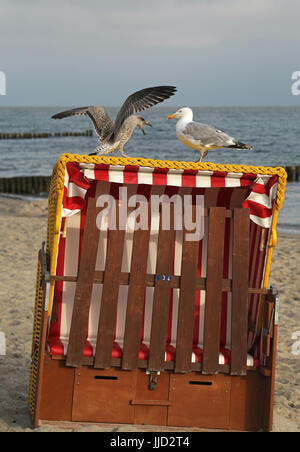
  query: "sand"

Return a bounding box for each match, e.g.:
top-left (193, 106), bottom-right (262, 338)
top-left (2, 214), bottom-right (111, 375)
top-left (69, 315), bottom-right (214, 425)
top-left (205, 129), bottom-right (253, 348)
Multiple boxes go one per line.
top-left (0, 196), bottom-right (299, 432)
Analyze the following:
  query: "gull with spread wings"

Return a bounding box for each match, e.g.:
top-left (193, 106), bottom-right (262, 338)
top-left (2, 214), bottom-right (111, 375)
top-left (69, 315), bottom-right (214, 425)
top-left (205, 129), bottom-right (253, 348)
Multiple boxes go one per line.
top-left (52, 86), bottom-right (177, 157)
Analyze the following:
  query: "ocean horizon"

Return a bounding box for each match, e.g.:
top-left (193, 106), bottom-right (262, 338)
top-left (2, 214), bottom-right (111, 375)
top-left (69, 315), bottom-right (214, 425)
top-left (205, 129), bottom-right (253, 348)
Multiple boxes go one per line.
top-left (0, 106), bottom-right (299, 234)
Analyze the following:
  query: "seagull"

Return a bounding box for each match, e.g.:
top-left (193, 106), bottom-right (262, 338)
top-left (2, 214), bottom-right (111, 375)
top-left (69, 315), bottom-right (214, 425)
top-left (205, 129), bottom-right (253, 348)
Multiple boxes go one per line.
top-left (167, 107), bottom-right (252, 162)
top-left (52, 86), bottom-right (177, 157)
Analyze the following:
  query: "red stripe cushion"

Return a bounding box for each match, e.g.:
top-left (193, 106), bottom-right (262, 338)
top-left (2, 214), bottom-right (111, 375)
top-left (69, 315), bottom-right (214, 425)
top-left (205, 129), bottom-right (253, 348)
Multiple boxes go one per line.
top-left (47, 338), bottom-right (259, 367)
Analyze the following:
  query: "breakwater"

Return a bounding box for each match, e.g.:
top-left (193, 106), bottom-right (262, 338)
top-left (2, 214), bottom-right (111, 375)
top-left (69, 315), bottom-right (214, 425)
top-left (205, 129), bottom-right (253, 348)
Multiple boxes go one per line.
top-left (0, 176), bottom-right (51, 196)
top-left (0, 166), bottom-right (298, 197)
top-left (0, 130), bottom-right (93, 140)
top-left (285, 166), bottom-right (300, 182)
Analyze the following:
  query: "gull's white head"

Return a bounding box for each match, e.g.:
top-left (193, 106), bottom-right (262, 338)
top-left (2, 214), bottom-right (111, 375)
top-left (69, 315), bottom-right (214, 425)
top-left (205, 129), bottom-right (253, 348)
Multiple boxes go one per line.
top-left (167, 107), bottom-right (193, 121)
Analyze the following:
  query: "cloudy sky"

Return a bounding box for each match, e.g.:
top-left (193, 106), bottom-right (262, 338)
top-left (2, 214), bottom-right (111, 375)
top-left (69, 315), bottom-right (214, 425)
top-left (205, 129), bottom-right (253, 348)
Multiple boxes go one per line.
top-left (0, 0), bottom-right (299, 106)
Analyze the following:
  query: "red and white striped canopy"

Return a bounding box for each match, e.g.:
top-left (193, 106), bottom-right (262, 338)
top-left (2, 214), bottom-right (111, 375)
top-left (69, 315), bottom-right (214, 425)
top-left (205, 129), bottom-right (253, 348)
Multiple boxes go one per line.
top-left (62, 162), bottom-right (278, 229)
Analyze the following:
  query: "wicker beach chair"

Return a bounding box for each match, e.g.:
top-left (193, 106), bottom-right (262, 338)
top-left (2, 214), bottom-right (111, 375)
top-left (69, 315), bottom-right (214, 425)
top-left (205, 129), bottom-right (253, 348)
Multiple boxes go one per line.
top-left (28, 154), bottom-right (287, 431)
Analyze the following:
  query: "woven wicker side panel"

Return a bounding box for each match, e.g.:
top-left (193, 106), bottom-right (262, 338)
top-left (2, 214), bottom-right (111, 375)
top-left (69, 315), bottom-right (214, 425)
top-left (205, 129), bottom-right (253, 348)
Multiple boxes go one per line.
top-left (27, 260), bottom-right (44, 420)
top-left (47, 164), bottom-right (59, 259)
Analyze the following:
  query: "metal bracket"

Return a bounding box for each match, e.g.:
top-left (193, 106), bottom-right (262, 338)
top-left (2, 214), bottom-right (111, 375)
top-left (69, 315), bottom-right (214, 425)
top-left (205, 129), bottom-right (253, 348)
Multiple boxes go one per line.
top-left (146, 371), bottom-right (160, 391)
top-left (274, 293), bottom-right (279, 326)
top-left (41, 241), bottom-right (50, 283)
top-left (41, 242), bottom-right (50, 312)
top-left (270, 285), bottom-right (278, 296)
top-left (262, 306), bottom-right (275, 337)
top-left (270, 285), bottom-right (279, 326)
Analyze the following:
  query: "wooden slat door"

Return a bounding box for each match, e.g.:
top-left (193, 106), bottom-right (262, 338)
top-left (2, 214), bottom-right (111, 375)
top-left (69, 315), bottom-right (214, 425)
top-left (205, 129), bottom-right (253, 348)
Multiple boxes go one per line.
top-left (65, 178), bottom-right (251, 377)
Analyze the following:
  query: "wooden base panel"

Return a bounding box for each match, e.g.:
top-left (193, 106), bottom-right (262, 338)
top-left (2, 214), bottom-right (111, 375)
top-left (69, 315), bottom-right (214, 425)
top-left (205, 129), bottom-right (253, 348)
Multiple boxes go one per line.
top-left (36, 358), bottom-right (271, 431)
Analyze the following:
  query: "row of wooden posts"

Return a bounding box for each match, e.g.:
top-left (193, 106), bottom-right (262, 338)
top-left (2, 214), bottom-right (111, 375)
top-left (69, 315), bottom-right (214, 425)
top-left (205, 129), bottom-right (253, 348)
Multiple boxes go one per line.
top-left (285, 166), bottom-right (300, 182)
top-left (0, 130), bottom-right (93, 140)
top-left (0, 167), bottom-right (298, 197)
top-left (0, 176), bottom-right (51, 196)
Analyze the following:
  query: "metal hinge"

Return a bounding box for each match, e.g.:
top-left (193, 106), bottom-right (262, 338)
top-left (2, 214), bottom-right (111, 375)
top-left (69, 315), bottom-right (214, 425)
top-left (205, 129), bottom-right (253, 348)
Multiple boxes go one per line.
top-left (146, 371), bottom-right (160, 391)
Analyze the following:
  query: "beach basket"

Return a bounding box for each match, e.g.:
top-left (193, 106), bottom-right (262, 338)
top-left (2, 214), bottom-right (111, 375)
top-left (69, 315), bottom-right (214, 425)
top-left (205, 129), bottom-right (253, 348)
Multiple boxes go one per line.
top-left (28, 154), bottom-right (287, 431)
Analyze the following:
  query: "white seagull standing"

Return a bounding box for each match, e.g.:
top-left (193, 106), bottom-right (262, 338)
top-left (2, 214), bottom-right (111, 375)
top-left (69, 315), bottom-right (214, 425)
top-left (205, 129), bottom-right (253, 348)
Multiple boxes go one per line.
top-left (167, 107), bottom-right (252, 162)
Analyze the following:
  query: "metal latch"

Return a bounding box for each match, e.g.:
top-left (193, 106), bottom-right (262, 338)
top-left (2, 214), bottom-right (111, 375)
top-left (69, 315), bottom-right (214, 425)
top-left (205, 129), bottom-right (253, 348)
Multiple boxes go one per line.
top-left (147, 371), bottom-right (160, 391)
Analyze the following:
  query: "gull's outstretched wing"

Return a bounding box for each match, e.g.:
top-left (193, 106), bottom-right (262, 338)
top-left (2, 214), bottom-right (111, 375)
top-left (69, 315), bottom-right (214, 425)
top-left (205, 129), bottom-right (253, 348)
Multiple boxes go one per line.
top-left (112, 85), bottom-right (177, 139)
top-left (52, 106), bottom-right (114, 141)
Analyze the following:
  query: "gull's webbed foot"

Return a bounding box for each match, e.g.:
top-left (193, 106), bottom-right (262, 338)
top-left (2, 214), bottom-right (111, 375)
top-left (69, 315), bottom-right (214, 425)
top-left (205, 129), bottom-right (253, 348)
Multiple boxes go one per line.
top-left (120, 149), bottom-right (130, 158)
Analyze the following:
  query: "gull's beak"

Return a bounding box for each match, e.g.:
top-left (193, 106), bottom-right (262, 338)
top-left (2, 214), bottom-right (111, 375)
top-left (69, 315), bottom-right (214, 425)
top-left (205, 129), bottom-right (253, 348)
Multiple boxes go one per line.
top-left (167, 113), bottom-right (177, 120)
top-left (139, 121), bottom-right (152, 135)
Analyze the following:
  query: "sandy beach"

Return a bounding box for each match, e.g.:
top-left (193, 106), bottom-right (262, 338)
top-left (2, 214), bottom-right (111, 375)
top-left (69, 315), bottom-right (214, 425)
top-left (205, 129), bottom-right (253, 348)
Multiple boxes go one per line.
top-left (0, 196), bottom-right (299, 432)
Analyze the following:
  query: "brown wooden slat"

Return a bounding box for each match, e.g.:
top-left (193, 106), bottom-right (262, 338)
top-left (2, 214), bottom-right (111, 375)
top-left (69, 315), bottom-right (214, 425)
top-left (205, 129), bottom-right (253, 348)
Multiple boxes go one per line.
top-left (66, 181), bottom-right (110, 367)
top-left (94, 185), bottom-right (137, 369)
top-left (148, 204), bottom-right (175, 372)
top-left (62, 355), bottom-right (255, 373)
top-left (175, 204), bottom-right (199, 373)
top-left (121, 227), bottom-right (150, 369)
top-left (121, 186), bottom-right (162, 370)
top-left (50, 273), bottom-right (268, 295)
top-left (202, 207), bottom-right (226, 374)
top-left (231, 208), bottom-right (250, 375)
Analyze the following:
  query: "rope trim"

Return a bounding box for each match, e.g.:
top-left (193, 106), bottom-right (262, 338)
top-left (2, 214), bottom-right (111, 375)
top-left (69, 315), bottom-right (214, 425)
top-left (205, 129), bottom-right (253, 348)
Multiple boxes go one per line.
top-left (54, 154), bottom-right (287, 209)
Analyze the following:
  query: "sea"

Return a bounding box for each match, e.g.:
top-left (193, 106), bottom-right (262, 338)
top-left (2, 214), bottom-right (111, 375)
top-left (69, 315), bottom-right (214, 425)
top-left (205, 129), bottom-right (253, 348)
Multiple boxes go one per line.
top-left (0, 106), bottom-right (299, 234)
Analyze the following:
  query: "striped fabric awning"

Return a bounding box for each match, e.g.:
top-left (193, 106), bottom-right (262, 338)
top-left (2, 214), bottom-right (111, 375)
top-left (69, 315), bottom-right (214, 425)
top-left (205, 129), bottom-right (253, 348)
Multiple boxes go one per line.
top-left (61, 162), bottom-right (278, 229)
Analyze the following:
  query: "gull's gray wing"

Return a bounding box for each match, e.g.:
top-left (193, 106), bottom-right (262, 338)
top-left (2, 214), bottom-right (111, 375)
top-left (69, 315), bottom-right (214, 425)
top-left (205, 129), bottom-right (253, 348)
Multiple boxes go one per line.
top-left (183, 122), bottom-right (251, 149)
top-left (52, 106), bottom-right (114, 141)
top-left (112, 86), bottom-right (177, 140)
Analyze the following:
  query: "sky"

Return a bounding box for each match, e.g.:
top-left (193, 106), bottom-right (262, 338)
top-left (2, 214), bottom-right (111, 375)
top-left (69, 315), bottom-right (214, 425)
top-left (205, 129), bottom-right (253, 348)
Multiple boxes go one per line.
top-left (0, 0), bottom-right (300, 107)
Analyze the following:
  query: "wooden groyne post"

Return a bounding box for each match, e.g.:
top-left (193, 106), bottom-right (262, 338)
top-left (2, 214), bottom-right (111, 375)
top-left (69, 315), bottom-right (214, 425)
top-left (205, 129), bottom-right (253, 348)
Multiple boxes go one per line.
top-left (0, 176), bottom-right (51, 195)
top-left (285, 166), bottom-right (300, 182)
top-left (0, 130), bottom-right (93, 140)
